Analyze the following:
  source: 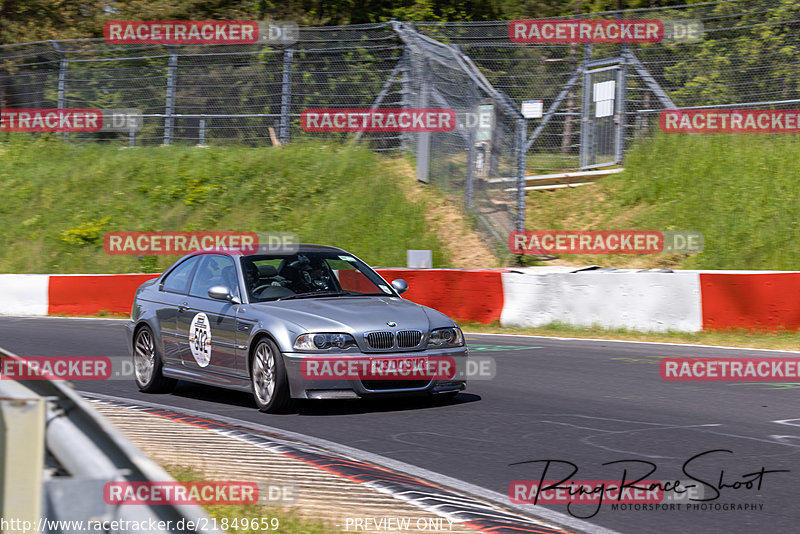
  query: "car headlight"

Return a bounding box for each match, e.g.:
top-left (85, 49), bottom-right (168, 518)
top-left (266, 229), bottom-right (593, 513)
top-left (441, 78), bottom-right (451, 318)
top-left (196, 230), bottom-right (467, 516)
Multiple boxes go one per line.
top-left (427, 327), bottom-right (464, 348)
top-left (294, 333), bottom-right (358, 351)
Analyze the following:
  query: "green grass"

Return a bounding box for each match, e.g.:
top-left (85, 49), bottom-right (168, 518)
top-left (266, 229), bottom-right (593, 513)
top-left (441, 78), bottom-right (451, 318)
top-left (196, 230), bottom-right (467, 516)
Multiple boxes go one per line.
top-left (168, 466), bottom-right (340, 534)
top-left (525, 133), bottom-right (800, 270)
top-left (0, 136), bottom-right (446, 273)
top-left (4, 133), bottom-right (800, 272)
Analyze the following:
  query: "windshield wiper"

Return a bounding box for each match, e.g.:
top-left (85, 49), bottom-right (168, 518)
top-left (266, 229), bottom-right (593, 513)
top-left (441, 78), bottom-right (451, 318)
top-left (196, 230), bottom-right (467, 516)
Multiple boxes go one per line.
top-left (277, 291), bottom-right (351, 300)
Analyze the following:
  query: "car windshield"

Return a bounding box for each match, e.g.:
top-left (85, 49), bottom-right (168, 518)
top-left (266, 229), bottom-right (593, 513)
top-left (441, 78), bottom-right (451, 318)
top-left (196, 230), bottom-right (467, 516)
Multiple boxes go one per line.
top-left (241, 251), bottom-right (394, 302)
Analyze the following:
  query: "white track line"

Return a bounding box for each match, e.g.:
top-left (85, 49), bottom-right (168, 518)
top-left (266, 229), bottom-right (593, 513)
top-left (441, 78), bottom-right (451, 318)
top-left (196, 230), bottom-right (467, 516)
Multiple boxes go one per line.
top-left (465, 331), bottom-right (800, 354)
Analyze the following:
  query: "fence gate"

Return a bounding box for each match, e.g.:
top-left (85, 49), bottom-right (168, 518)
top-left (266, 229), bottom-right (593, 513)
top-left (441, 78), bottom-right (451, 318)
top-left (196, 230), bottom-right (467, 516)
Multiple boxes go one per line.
top-left (580, 59), bottom-right (625, 169)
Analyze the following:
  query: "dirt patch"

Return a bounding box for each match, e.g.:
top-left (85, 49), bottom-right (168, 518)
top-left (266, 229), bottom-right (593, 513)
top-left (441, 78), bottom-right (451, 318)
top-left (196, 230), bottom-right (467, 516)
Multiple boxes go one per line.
top-left (386, 158), bottom-right (499, 268)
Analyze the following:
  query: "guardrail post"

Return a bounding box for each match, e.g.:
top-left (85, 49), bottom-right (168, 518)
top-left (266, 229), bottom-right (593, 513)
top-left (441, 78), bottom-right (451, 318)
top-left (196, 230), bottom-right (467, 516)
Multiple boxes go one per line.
top-left (0, 397), bottom-right (45, 525)
top-left (279, 47), bottom-right (294, 144)
top-left (164, 46), bottom-right (177, 145)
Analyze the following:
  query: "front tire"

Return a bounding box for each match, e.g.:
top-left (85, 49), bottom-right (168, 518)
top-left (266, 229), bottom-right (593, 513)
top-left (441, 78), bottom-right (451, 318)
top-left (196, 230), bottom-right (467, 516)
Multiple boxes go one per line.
top-left (133, 325), bottom-right (176, 393)
top-left (250, 338), bottom-right (293, 413)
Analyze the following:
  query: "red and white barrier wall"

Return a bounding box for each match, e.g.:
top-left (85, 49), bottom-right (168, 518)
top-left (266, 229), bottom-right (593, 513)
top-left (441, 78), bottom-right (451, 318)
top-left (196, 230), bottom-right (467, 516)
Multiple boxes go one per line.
top-left (0, 273), bottom-right (161, 316)
top-left (499, 271), bottom-right (703, 332)
top-left (2, 269), bottom-right (799, 332)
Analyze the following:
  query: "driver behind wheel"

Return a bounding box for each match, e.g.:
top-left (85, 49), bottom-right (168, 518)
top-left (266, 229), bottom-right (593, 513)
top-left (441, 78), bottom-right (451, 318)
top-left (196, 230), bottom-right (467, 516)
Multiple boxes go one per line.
top-left (243, 261), bottom-right (261, 297)
top-left (307, 261), bottom-right (333, 290)
top-left (285, 255), bottom-right (334, 291)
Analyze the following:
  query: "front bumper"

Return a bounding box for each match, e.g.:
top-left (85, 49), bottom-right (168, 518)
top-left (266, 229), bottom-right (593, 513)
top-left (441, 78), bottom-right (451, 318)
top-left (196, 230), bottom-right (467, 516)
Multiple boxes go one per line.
top-left (282, 346), bottom-right (469, 399)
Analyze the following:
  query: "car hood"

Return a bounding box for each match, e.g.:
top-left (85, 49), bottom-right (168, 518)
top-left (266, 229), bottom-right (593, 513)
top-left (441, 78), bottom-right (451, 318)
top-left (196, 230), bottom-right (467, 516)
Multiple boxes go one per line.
top-left (250, 296), bottom-right (447, 332)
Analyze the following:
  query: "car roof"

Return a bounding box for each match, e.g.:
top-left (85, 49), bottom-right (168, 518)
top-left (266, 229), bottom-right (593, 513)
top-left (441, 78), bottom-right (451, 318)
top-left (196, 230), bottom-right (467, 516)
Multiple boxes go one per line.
top-left (246, 243), bottom-right (346, 255)
top-left (184, 243), bottom-right (347, 259)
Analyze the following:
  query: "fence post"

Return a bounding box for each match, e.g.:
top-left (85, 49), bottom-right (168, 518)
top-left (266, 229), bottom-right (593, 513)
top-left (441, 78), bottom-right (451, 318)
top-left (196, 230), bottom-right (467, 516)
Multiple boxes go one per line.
top-left (416, 57), bottom-right (431, 183)
top-left (615, 44), bottom-right (628, 165)
top-left (579, 44), bottom-right (593, 168)
top-left (198, 119), bottom-right (206, 146)
top-left (464, 68), bottom-right (482, 210)
top-left (465, 129), bottom-right (475, 209)
top-left (163, 46), bottom-right (177, 146)
top-left (515, 118), bottom-right (527, 232)
top-left (399, 50), bottom-right (411, 152)
top-left (279, 47), bottom-right (294, 144)
top-left (51, 40), bottom-right (68, 140)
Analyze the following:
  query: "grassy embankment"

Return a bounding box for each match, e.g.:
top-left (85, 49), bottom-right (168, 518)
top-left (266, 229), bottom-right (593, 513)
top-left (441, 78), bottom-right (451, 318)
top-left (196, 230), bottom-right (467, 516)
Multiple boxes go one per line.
top-left (0, 136), bottom-right (446, 273)
top-left (524, 133), bottom-right (800, 270)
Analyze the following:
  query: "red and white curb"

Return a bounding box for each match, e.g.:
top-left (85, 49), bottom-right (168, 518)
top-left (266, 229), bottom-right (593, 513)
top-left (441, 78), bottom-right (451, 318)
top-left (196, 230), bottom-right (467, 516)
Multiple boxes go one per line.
top-left (1, 269), bottom-right (799, 333)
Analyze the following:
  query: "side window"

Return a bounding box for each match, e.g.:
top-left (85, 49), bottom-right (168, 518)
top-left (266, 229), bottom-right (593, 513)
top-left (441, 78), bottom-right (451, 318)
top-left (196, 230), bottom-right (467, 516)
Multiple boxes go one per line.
top-left (162, 256), bottom-right (200, 294)
top-left (189, 255), bottom-right (239, 300)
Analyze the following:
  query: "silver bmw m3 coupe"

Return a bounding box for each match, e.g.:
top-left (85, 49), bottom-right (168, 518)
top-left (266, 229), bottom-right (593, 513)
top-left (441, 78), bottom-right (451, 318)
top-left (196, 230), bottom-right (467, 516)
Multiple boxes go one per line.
top-left (126, 244), bottom-right (468, 412)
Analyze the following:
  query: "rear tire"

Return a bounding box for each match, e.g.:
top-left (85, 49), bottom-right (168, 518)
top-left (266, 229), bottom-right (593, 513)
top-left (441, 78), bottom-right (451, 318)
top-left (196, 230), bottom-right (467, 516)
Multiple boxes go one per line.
top-left (133, 325), bottom-right (177, 393)
top-left (250, 338), bottom-right (293, 413)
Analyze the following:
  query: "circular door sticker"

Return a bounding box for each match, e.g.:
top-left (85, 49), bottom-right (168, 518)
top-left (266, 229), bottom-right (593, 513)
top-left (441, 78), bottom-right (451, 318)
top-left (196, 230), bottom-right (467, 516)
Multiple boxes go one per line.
top-left (189, 312), bottom-right (212, 367)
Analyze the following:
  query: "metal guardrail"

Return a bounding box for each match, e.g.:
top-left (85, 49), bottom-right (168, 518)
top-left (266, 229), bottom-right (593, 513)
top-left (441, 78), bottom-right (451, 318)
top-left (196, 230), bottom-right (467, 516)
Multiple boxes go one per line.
top-left (0, 347), bottom-right (222, 533)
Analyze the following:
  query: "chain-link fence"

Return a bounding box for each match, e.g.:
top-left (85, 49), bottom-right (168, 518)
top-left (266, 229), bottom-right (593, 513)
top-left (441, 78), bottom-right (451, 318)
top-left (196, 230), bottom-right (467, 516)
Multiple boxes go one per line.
top-left (394, 22), bottom-right (526, 240)
top-left (2, 0), bottom-right (800, 242)
top-left (0, 24), bottom-right (405, 147)
top-left (0, 21), bottom-right (528, 241)
top-left (418, 0), bottom-right (800, 171)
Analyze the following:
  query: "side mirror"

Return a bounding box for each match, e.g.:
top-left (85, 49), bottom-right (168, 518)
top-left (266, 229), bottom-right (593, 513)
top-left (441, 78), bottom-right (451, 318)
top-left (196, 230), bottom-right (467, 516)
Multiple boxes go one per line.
top-left (391, 279), bottom-right (408, 295)
top-left (208, 285), bottom-right (241, 305)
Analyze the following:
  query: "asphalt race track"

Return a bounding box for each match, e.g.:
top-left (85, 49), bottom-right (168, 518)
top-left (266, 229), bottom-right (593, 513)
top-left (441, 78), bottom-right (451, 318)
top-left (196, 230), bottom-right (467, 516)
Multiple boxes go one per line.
top-left (2, 316), bottom-right (798, 533)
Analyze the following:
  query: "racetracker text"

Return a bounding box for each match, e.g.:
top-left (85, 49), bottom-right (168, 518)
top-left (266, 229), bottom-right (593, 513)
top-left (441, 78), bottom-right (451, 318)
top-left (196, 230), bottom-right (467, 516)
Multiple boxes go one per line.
top-left (301, 108), bottom-right (456, 132)
top-left (510, 19), bottom-right (663, 43)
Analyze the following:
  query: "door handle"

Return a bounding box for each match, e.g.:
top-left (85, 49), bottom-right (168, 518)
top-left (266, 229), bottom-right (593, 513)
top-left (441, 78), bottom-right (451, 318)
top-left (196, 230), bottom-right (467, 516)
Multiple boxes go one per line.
top-left (178, 302), bottom-right (189, 312)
